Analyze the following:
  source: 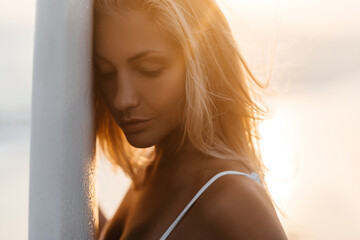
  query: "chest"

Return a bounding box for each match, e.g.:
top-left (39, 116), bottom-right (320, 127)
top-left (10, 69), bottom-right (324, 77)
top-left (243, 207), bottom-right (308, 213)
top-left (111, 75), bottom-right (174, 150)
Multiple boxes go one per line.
top-left (100, 176), bottom-right (209, 240)
top-left (103, 187), bottom-right (206, 240)
top-left (100, 157), bottom-right (247, 239)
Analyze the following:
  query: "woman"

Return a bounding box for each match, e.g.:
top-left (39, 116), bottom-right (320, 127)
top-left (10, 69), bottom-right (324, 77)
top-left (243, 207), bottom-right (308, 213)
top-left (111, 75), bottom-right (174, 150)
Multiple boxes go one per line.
top-left (93, 0), bottom-right (288, 239)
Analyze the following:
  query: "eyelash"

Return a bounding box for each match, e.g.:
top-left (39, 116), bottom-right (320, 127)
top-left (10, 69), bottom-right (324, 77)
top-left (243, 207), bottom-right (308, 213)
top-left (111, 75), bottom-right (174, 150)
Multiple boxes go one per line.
top-left (94, 68), bottom-right (163, 80)
top-left (137, 69), bottom-right (162, 78)
top-left (95, 71), bottom-right (116, 80)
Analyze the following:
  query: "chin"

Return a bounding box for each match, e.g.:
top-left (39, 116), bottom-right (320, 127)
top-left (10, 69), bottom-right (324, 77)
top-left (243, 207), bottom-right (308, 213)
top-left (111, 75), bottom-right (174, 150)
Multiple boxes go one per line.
top-left (124, 133), bottom-right (157, 149)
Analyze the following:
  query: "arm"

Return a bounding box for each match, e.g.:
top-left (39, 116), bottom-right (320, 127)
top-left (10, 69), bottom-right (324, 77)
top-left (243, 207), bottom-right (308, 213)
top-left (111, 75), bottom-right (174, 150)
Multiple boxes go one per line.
top-left (198, 175), bottom-right (288, 239)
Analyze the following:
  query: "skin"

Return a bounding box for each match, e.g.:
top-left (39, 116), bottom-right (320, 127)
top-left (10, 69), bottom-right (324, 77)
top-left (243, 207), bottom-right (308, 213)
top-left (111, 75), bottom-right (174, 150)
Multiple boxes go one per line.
top-left (94, 10), bottom-right (288, 240)
top-left (94, 10), bottom-right (186, 150)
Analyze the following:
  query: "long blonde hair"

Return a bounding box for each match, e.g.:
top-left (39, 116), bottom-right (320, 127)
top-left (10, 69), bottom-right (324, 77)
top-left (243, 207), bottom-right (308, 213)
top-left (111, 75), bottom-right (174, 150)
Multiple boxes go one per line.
top-left (94, 0), bottom-right (270, 191)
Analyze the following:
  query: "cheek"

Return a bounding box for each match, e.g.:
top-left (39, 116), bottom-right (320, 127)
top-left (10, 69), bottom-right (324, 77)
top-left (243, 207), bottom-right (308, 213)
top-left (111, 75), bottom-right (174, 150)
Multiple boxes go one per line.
top-left (140, 68), bottom-right (186, 115)
top-left (97, 81), bottom-right (117, 110)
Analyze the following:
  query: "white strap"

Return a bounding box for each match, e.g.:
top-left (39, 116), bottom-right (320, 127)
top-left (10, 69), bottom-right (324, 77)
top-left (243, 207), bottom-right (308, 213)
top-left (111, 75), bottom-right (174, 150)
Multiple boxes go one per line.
top-left (159, 171), bottom-right (262, 240)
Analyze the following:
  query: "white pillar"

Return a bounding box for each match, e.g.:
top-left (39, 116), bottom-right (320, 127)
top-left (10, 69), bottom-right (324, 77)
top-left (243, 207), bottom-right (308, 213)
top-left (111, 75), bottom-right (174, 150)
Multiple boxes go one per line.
top-left (29, 0), bottom-right (97, 239)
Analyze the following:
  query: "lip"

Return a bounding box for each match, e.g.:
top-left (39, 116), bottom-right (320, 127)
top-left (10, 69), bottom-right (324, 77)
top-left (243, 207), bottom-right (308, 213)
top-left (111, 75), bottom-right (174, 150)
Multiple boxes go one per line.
top-left (120, 118), bottom-right (153, 133)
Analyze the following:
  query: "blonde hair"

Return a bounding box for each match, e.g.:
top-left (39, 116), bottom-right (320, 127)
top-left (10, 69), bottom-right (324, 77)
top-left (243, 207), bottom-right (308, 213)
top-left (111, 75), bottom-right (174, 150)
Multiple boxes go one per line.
top-left (94, 0), bottom-right (270, 192)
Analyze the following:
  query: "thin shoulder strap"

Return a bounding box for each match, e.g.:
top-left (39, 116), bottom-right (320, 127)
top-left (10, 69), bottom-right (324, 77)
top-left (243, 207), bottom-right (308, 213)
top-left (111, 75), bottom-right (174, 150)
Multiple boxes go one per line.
top-left (159, 171), bottom-right (262, 240)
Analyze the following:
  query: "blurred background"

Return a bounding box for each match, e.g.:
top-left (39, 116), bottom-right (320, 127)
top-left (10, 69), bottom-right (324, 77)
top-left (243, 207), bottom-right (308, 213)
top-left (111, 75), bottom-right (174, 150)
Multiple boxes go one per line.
top-left (0, 0), bottom-right (359, 239)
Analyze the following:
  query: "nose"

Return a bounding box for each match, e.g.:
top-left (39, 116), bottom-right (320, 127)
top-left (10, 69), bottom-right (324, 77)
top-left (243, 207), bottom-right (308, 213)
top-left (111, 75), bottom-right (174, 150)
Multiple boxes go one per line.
top-left (113, 73), bottom-right (140, 112)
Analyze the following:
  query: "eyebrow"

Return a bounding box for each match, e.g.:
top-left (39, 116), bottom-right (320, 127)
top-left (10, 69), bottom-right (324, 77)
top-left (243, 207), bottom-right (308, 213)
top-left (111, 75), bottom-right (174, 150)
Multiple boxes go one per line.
top-left (127, 50), bottom-right (166, 63)
top-left (94, 50), bottom-right (167, 64)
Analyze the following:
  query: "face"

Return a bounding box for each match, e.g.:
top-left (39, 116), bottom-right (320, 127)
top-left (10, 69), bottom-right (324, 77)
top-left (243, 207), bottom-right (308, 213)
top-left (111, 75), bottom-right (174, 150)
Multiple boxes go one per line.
top-left (94, 10), bottom-right (186, 148)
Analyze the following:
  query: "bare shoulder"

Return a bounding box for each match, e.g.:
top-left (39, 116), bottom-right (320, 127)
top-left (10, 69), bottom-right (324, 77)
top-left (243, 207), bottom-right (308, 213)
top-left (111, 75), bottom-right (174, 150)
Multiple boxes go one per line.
top-left (195, 159), bottom-right (288, 239)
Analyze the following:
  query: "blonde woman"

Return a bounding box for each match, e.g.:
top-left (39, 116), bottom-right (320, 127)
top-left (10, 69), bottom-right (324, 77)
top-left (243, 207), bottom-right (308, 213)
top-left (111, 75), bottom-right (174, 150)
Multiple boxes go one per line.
top-left (93, 0), bottom-right (287, 239)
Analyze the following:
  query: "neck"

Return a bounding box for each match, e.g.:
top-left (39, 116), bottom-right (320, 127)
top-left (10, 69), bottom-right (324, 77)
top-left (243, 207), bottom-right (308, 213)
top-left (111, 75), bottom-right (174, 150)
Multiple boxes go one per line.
top-left (135, 127), bottom-right (206, 190)
top-left (151, 127), bottom-right (201, 172)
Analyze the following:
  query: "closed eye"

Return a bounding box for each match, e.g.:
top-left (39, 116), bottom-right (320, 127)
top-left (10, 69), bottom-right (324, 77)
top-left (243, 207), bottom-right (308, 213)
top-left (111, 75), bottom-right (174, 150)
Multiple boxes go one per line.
top-left (95, 70), bottom-right (117, 80)
top-left (93, 64), bottom-right (115, 80)
top-left (137, 69), bottom-right (163, 78)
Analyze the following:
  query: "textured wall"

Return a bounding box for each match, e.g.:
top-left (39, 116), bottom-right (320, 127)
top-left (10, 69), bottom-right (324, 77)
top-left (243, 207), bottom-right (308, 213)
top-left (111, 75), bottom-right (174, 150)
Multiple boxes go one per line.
top-left (29, 0), bottom-right (97, 239)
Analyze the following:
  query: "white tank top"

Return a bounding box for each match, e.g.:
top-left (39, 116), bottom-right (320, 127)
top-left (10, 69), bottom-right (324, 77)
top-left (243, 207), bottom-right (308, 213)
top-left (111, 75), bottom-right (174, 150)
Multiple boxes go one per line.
top-left (159, 170), bottom-right (263, 240)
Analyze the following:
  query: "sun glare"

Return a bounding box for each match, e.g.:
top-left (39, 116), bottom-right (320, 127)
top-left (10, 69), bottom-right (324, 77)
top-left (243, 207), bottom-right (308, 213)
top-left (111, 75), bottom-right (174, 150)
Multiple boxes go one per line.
top-left (219, 0), bottom-right (280, 8)
top-left (258, 109), bottom-right (298, 204)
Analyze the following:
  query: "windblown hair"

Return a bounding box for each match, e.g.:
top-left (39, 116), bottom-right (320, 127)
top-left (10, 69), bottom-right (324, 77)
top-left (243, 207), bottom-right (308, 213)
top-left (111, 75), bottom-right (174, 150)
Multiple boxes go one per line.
top-left (94, 0), bottom-right (270, 191)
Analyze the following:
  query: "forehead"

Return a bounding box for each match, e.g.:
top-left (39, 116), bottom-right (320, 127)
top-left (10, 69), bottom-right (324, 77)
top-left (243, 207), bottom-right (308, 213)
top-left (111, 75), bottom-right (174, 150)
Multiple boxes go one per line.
top-left (94, 10), bottom-right (177, 62)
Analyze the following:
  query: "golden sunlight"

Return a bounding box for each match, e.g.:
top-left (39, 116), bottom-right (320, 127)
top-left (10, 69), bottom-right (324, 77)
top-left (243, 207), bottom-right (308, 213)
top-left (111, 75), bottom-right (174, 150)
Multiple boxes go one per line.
top-left (218, 0), bottom-right (280, 10)
top-left (258, 108), bottom-right (298, 204)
